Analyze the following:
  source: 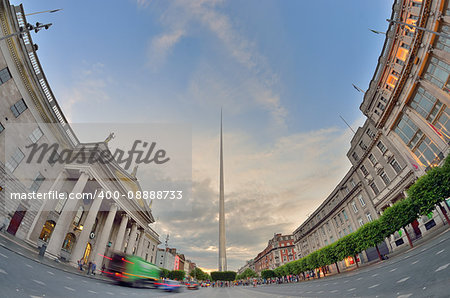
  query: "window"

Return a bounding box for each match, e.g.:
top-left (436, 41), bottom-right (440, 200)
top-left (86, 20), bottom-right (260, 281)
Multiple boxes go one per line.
top-left (324, 239), bottom-right (328, 245)
top-left (377, 141), bottom-right (387, 154)
top-left (343, 228), bottom-right (347, 235)
top-left (55, 197), bottom-right (67, 214)
top-left (360, 165), bottom-right (369, 176)
top-left (73, 206), bottom-right (84, 226)
top-left (321, 227), bottom-right (326, 236)
top-left (0, 67), bottom-right (11, 84)
top-left (350, 179), bottom-right (356, 188)
top-left (29, 127), bottom-right (43, 143)
top-left (414, 136), bottom-right (441, 166)
top-left (368, 154), bottom-right (377, 165)
top-left (370, 181), bottom-right (380, 195)
top-left (342, 210), bottom-right (348, 220)
top-left (377, 102), bottom-right (385, 111)
top-left (10, 99), bottom-right (28, 118)
top-left (0, 122), bottom-right (4, 134)
top-left (359, 141), bottom-right (367, 150)
top-left (338, 214), bottom-right (344, 224)
top-left (380, 171), bottom-right (390, 185)
top-left (366, 213), bottom-right (373, 222)
top-left (352, 152), bottom-right (359, 161)
top-left (410, 87), bottom-right (442, 122)
top-left (334, 217), bottom-right (339, 227)
top-left (29, 172), bottom-right (45, 192)
top-left (348, 225), bottom-right (353, 233)
top-left (424, 56), bottom-right (450, 93)
top-left (358, 218), bottom-right (364, 227)
top-left (351, 201), bottom-right (358, 213)
top-left (338, 231), bottom-right (342, 238)
top-left (330, 236), bottom-right (334, 243)
top-left (62, 233), bottom-right (76, 252)
top-left (390, 158), bottom-right (402, 174)
top-left (5, 148), bottom-right (25, 172)
top-left (366, 128), bottom-right (375, 138)
top-left (436, 25), bottom-right (450, 53)
top-left (326, 222), bottom-right (331, 232)
top-left (358, 195), bottom-right (366, 207)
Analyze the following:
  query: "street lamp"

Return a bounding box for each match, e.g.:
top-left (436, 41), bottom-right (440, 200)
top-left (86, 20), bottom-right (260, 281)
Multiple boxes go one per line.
top-left (387, 18), bottom-right (450, 40)
top-left (0, 22), bottom-right (52, 42)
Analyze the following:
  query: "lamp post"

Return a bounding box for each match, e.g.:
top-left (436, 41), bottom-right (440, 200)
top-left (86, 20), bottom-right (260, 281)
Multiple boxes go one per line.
top-left (0, 22), bottom-right (52, 42)
top-left (387, 18), bottom-right (450, 40)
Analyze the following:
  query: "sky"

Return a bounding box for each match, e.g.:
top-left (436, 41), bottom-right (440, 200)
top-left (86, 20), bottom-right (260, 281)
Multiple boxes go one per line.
top-left (14, 0), bottom-right (393, 271)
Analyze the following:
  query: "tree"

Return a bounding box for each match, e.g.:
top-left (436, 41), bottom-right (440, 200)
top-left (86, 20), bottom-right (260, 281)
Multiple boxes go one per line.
top-left (408, 156), bottom-right (450, 225)
top-left (380, 198), bottom-right (418, 248)
top-left (210, 271), bottom-right (237, 281)
top-left (169, 270), bottom-right (186, 281)
top-left (190, 267), bottom-right (210, 281)
top-left (355, 219), bottom-right (386, 260)
top-left (261, 269), bottom-right (276, 280)
top-left (237, 268), bottom-right (257, 280)
top-left (335, 233), bottom-right (360, 268)
top-left (160, 268), bottom-right (170, 278)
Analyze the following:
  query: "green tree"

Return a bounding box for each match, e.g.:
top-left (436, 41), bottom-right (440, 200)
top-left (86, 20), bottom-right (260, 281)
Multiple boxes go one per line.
top-left (190, 267), bottom-right (210, 281)
top-left (355, 219), bottom-right (386, 260)
top-left (160, 268), bottom-right (170, 278)
top-left (408, 156), bottom-right (450, 225)
top-left (261, 269), bottom-right (276, 279)
top-left (380, 198), bottom-right (418, 248)
top-left (335, 233), bottom-right (360, 268)
top-left (210, 271), bottom-right (237, 281)
top-left (169, 270), bottom-right (186, 281)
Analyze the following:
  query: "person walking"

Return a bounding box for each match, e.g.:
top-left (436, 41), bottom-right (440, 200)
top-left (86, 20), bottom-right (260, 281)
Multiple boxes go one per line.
top-left (0, 215), bottom-right (9, 232)
top-left (91, 262), bottom-right (97, 275)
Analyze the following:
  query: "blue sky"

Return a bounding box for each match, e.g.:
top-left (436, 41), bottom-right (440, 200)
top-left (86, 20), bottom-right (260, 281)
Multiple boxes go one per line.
top-left (16, 0), bottom-right (392, 271)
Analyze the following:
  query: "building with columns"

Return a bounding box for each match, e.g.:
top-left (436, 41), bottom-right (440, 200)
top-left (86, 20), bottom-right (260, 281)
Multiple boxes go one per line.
top-left (0, 0), bottom-right (160, 269)
top-left (293, 0), bottom-right (450, 270)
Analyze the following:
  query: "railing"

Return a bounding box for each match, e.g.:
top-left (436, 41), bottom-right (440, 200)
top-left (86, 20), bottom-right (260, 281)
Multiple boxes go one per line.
top-left (14, 9), bottom-right (79, 147)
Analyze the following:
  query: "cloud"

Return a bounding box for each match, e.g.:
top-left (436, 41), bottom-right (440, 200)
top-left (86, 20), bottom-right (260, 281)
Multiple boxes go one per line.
top-left (146, 0), bottom-right (286, 126)
top-left (152, 125), bottom-right (354, 270)
top-left (58, 62), bottom-right (111, 122)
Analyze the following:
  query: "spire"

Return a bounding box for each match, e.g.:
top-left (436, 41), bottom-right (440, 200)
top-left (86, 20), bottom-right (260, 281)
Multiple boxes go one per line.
top-left (219, 108), bottom-right (227, 271)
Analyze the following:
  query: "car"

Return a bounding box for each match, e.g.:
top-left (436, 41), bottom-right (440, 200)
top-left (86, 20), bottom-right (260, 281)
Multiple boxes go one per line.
top-left (157, 279), bottom-right (183, 293)
top-left (186, 280), bottom-right (199, 290)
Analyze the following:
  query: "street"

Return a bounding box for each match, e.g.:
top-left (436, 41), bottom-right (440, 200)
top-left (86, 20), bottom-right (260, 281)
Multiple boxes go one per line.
top-left (1, 229), bottom-right (449, 297)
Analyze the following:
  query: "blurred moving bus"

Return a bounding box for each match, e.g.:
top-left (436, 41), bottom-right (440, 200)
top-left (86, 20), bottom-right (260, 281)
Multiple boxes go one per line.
top-left (103, 252), bottom-right (160, 287)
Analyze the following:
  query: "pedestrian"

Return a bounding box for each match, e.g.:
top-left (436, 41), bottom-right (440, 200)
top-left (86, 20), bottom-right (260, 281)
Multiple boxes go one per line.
top-left (0, 215), bottom-right (9, 232)
top-left (91, 262), bottom-right (96, 275)
top-left (101, 264), bottom-right (106, 275)
top-left (87, 261), bottom-right (92, 275)
top-left (78, 259), bottom-right (84, 271)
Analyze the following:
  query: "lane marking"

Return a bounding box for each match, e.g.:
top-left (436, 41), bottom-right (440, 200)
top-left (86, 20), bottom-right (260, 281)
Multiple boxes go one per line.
top-left (32, 280), bottom-right (45, 286)
top-left (389, 268), bottom-right (397, 272)
top-left (356, 277), bottom-right (363, 280)
top-left (83, 280), bottom-right (88, 283)
top-left (25, 264), bottom-right (33, 268)
top-left (0, 268), bottom-right (7, 274)
top-left (348, 288), bottom-right (356, 292)
top-left (372, 273), bottom-right (379, 277)
top-left (369, 284), bottom-right (379, 289)
top-left (317, 291), bottom-right (324, 293)
top-left (330, 290), bottom-right (338, 293)
top-left (436, 249), bottom-right (445, 255)
top-left (88, 290), bottom-right (97, 294)
top-left (106, 292), bottom-right (114, 295)
top-left (397, 277), bottom-right (410, 283)
top-left (47, 271), bottom-right (54, 275)
top-left (343, 280), bottom-right (349, 283)
top-left (66, 276), bottom-right (73, 280)
top-left (435, 263), bottom-right (450, 272)
top-left (333, 282), bottom-right (338, 284)
top-left (64, 286), bottom-right (75, 291)
top-left (0, 252), bottom-right (8, 258)
top-left (397, 294), bottom-right (412, 298)
top-left (420, 248), bottom-right (427, 252)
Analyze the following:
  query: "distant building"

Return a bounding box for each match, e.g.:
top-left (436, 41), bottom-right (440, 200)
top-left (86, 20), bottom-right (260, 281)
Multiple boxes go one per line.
top-left (254, 233), bottom-right (295, 273)
top-left (237, 259), bottom-right (255, 275)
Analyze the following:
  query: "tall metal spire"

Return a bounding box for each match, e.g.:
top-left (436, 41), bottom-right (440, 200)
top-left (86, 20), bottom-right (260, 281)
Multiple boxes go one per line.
top-left (219, 108), bottom-right (227, 271)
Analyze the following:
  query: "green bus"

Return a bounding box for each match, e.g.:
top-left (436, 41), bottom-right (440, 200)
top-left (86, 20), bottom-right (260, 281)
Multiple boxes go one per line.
top-left (104, 252), bottom-right (161, 287)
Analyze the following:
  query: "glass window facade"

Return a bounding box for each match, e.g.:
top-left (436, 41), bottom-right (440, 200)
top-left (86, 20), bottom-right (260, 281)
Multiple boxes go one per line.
top-left (0, 67), bottom-right (11, 84)
top-left (435, 25), bottom-right (450, 52)
top-left (424, 57), bottom-right (450, 93)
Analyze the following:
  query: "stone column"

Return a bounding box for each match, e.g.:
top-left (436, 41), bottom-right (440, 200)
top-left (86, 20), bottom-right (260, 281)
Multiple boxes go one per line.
top-left (136, 229), bottom-right (146, 257)
top-left (122, 228), bottom-right (130, 252)
top-left (126, 223), bottom-right (138, 255)
top-left (93, 203), bottom-right (118, 268)
top-left (27, 170), bottom-right (67, 243)
top-left (113, 214), bottom-right (129, 251)
top-left (46, 171), bottom-right (90, 258)
top-left (70, 189), bottom-right (103, 264)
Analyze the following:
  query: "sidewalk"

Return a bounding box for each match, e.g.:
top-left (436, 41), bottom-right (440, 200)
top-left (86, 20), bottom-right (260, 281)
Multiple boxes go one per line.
top-left (0, 231), bottom-right (111, 282)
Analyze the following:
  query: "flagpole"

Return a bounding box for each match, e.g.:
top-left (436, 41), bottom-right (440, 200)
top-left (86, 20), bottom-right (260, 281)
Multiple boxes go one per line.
top-left (339, 115), bottom-right (356, 135)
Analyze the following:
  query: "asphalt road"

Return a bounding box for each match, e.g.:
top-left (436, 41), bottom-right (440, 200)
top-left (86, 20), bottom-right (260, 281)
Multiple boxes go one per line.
top-left (0, 229), bottom-right (449, 298)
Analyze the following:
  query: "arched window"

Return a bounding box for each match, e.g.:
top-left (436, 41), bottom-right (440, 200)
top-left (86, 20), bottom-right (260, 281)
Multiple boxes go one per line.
top-left (62, 233), bottom-right (76, 252)
top-left (73, 206), bottom-right (84, 227)
top-left (39, 220), bottom-right (55, 242)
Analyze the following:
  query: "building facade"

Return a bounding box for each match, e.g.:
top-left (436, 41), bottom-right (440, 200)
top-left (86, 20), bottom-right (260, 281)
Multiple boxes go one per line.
top-left (0, 0), bottom-right (160, 269)
top-left (293, 0), bottom-right (450, 268)
top-left (254, 233), bottom-right (295, 273)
